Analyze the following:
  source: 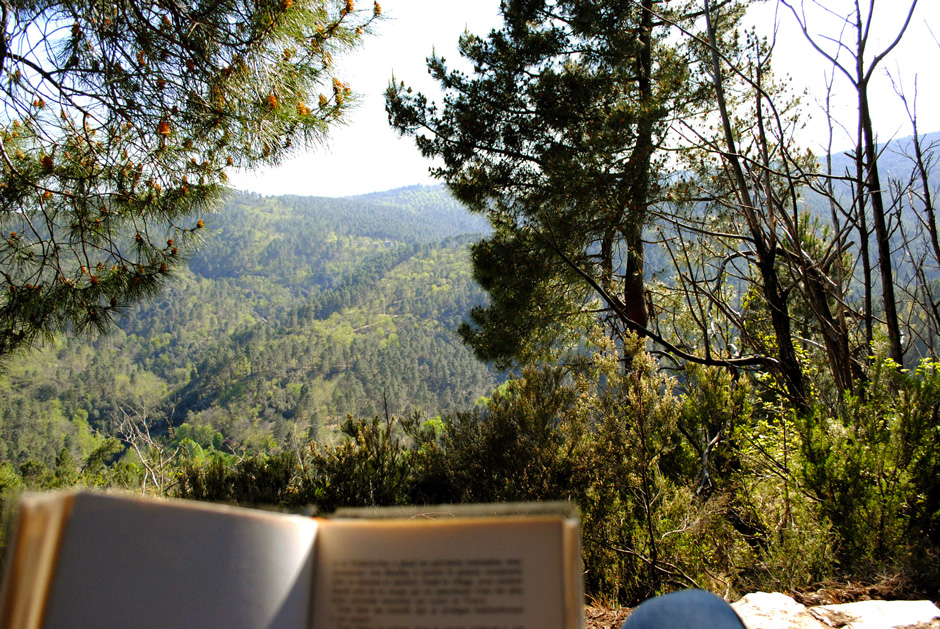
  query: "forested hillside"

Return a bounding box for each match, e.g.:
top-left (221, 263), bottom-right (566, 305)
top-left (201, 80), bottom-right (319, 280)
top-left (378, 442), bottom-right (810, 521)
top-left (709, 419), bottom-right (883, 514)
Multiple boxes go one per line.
top-left (4, 126), bottom-right (935, 468)
top-left (0, 186), bottom-right (497, 465)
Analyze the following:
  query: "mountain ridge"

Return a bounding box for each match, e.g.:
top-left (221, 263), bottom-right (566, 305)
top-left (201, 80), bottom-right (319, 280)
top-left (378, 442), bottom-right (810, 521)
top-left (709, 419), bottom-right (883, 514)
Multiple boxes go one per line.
top-left (0, 185), bottom-right (498, 466)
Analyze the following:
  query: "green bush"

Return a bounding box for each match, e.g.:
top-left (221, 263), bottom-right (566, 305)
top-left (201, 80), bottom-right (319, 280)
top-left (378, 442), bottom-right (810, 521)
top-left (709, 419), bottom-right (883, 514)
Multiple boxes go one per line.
top-left (177, 451), bottom-right (302, 508)
top-left (10, 345), bottom-right (939, 604)
top-left (406, 366), bottom-right (583, 504)
top-left (799, 358), bottom-right (940, 586)
top-left (300, 416), bottom-right (413, 513)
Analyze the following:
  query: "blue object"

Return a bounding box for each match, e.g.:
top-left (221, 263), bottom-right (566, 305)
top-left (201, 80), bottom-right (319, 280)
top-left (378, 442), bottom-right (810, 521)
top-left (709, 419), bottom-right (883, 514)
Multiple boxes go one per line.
top-left (621, 589), bottom-right (747, 629)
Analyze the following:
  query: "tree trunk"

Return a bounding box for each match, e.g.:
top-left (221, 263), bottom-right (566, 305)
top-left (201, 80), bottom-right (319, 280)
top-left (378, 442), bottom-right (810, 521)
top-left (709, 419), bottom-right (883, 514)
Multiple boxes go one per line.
top-left (703, 0), bottom-right (807, 410)
top-left (622, 0), bottom-right (655, 334)
top-left (859, 79), bottom-right (903, 364)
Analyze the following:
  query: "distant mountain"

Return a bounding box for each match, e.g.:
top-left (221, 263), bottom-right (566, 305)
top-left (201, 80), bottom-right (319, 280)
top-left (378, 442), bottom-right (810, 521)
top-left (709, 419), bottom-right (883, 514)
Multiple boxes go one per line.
top-left (828, 131), bottom-right (940, 190)
top-left (798, 131), bottom-right (940, 217)
top-left (0, 186), bottom-right (498, 467)
top-left (346, 185), bottom-right (492, 238)
top-left (189, 186), bottom-right (489, 284)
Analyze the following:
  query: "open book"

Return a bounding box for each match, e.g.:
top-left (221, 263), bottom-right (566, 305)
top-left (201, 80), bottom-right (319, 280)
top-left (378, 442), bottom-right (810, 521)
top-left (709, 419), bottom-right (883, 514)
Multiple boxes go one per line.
top-left (0, 491), bottom-right (583, 629)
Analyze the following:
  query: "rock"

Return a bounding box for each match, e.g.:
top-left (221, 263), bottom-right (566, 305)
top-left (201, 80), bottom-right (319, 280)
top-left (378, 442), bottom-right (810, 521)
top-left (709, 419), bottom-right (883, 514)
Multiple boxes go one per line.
top-left (730, 593), bottom-right (940, 629)
top-left (732, 592), bottom-right (827, 629)
top-left (810, 600), bottom-right (940, 629)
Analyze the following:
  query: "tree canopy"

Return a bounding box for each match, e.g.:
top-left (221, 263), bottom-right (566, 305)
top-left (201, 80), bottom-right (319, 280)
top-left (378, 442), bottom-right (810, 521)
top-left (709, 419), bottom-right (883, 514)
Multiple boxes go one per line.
top-left (0, 0), bottom-right (380, 358)
top-left (388, 0), bottom-right (938, 408)
top-left (387, 0), bottom-right (722, 368)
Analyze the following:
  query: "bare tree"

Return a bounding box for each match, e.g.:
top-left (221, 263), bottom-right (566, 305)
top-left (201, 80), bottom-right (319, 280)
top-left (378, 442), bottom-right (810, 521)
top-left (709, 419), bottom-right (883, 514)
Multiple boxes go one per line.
top-left (781, 0), bottom-right (920, 364)
top-left (115, 405), bottom-right (180, 494)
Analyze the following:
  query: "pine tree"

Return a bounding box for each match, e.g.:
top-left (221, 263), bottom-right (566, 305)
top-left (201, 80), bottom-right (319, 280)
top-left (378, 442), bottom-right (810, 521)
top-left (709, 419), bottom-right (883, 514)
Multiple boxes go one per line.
top-left (387, 0), bottom-right (702, 367)
top-left (0, 0), bottom-right (381, 358)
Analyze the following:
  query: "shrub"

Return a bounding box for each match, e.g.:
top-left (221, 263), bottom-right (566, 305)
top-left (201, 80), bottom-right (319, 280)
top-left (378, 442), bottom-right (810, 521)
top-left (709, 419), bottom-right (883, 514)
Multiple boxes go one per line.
top-left (798, 358), bottom-right (940, 587)
top-left (300, 416), bottom-right (413, 513)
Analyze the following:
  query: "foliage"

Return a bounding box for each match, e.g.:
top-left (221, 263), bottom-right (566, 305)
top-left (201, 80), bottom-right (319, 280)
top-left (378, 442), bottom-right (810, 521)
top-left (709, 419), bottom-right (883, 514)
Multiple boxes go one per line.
top-left (799, 359), bottom-right (940, 587)
top-left (5, 340), bottom-right (940, 603)
top-left (301, 415), bottom-right (412, 512)
top-left (387, 0), bottom-right (708, 367)
top-left (380, 0), bottom-right (940, 598)
top-left (0, 188), bottom-right (498, 468)
top-left (406, 365), bottom-right (585, 505)
top-left (3, 0), bottom-right (940, 606)
top-left (178, 451), bottom-right (303, 508)
top-left (160, 341), bottom-right (860, 604)
top-left (0, 0), bottom-right (380, 358)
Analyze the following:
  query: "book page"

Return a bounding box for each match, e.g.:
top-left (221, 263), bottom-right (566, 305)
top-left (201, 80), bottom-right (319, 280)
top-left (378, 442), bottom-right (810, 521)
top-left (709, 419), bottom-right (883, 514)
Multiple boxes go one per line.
top-left (310, 517), bottom-right (579, 629)
top-left (0, 492), bottom-right (75, 629)
top-left (39, 492), bottom-right (318, 629)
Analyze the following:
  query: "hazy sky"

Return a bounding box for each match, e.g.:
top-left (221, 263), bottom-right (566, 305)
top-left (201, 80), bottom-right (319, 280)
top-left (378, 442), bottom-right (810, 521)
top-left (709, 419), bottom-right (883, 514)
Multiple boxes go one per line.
top-left (229, 0), bottom-right (940, 199)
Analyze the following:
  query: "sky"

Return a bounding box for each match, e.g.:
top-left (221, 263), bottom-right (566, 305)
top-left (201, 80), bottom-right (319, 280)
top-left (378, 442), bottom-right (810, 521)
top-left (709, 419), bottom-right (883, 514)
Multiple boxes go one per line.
top-left (229, 0), bottom-right (940, 199)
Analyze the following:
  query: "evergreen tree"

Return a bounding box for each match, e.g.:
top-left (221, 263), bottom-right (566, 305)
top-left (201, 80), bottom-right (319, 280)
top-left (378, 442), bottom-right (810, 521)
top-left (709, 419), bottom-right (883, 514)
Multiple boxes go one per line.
top-left (386, 0), bottom-right (705, 367)
top-left (0, 0), bottom-right (381, 358)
